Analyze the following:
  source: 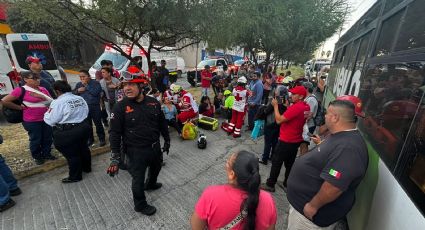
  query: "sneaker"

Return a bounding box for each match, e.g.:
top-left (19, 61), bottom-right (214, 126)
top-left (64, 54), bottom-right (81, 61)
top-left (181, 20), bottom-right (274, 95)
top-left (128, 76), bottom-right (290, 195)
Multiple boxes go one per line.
top-left (44, 155), bottom-right (57, 160)
top-left (135, 204), bottom-right (156, 216)
top-left (232, 133), bottom-right (241, 138)
top-left (99, 140), bottom-right (106, 147)
top-left (61, 178), bottom-right (82, 184)
top-left (144, 182), bottom-right (163, 191)
top-left (0, 199), bottom-right (16, 212)
top-left (9, 188), bottom-right (22, 196)
top-left (258, 159), bottom-right (268, 165)
top-left (260, 183), bottom-right (275, 192)
top-left (34, 159), bottom-right (45, 165)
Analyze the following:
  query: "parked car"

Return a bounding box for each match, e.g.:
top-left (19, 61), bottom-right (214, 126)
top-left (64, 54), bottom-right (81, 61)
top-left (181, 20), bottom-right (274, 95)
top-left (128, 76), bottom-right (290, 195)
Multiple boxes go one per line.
top-left (187, 58), bottom-right (230, 87)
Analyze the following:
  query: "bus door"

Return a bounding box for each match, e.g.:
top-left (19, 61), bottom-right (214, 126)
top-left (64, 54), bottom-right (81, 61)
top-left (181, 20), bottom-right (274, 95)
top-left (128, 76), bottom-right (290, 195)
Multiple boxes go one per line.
top-left (6, 33), bottom-right (61, 80)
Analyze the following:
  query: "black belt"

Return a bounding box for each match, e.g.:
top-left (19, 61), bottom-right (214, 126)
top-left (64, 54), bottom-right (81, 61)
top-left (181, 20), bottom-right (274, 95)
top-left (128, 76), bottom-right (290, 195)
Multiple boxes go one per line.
top-left (54, 122), bottom-right (82, 131)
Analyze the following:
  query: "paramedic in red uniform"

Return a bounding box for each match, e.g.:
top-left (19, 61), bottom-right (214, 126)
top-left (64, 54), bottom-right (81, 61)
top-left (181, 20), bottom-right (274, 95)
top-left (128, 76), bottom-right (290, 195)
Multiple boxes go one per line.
top-left (223, 76), bottom-right (248, 138)
top-left (175, 85), bottom-right (198, 123)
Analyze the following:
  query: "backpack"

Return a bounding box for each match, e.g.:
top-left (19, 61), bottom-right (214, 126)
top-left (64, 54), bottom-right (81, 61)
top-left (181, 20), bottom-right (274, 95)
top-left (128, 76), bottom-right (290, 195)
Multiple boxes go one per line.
top-left (306, 94), bottom-right (325, 126)
top-left (2, 87), bottom-right (26, 123)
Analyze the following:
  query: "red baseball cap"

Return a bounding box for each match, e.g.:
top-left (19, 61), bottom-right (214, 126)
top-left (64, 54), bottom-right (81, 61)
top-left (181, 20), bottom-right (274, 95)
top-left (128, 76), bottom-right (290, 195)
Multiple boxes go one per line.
top-left (336, 95), bottom-right (365, 117)
top-left (289, 86), bottom-right (307, 98)
top-left (25, 56), bottom-right (40, 64)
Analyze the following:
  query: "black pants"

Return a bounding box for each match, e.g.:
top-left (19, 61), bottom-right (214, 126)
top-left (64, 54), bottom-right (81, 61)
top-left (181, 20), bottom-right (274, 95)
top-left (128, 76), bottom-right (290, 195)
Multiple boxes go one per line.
top-left (167, 118), bottom-right (181, 134)
top-left (87, 104), bottom-right (105, 142)
top-left (266, 140), bottom-right (301, 187)
top-left (127, 143), bottom-right (162, 209)
top-left (53, 121), bottom-right (91, 180)
top-left (248, 104), bottom-right (259, 130)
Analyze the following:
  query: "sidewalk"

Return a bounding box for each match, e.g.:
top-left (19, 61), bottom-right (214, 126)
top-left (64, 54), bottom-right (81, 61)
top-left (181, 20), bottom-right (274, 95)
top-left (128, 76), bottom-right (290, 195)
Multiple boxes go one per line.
top-left (0, 126), bottom-right (290, 230)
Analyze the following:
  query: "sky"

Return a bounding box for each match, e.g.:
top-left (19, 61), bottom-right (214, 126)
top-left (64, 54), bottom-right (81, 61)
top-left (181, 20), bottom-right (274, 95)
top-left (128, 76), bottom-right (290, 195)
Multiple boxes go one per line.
top-left (316, 0), bottom-right (378, 58)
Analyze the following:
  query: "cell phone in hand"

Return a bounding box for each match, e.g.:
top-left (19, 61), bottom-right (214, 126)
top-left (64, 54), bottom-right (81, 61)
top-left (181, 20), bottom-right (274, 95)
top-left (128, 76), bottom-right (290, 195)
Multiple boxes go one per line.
top-left (307, 133), bottom-right (314, 137)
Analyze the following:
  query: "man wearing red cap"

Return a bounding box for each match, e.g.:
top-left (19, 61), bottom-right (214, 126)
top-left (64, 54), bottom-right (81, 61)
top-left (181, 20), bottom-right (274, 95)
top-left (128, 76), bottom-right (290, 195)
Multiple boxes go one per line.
top-left (261, 85), bottom-right (310, 192)
top-left (285, 96), bottom-right (368, 230)
top-left (26, 56), bottom-right (56, 98)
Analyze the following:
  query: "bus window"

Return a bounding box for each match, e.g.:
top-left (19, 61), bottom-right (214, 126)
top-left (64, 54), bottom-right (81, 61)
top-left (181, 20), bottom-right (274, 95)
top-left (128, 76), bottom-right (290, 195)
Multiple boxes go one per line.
top-left (384, 0), bottom-right (405, 12)
top-left (356, 32), bottom-right (372, 70)
top-left (375, 9), bottom-right (404, 56)
top-left (359, 62), bottom-right (424, 171)
top-left (394, 0), bottom-right (425, 51)
top-left (339, 45), bottom-right (347, 63)
top-left (333, 49), bottom-right (340, 64)
top-left (398, 89), bottom-right (425, 215)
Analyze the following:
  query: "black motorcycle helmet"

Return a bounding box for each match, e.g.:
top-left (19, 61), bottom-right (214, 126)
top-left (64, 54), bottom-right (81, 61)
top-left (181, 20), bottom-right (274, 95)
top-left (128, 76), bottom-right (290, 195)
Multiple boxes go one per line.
top-left (197, 134), bottom-right (207, 149)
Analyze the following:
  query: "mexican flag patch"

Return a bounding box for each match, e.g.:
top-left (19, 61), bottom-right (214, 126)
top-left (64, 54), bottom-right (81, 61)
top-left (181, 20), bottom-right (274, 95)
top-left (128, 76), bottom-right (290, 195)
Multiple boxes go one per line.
top-left (329, 169), bottom-right (341, 179)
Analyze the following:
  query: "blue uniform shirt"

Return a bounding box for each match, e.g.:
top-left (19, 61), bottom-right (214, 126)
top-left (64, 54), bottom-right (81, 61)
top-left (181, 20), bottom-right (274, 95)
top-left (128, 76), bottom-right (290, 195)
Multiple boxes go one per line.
top-left (74, 80), bottom-right (102, 105)
top-left (44, 92), bottom-right (89, 126)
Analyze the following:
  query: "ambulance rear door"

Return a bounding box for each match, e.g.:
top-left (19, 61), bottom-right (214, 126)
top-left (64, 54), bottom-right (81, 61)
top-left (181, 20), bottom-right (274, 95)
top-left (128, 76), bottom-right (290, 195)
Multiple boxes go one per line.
top-left (6, 33), bottom-right (61, 80)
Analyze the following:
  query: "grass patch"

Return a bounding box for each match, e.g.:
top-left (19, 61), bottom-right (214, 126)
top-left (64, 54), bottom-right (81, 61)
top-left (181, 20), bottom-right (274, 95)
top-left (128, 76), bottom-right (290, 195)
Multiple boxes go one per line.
top-left (276, 66), bottom-right (305, 79)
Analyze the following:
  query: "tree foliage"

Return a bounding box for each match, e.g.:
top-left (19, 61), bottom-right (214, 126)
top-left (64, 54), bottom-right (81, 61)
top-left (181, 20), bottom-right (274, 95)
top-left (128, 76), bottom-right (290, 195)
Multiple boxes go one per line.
top-left (7, 0), bottom-right (222, 71)
top-left (6, 0), bottom-right (348, 68)
top-left (202, 0), bottom-right (349, 65)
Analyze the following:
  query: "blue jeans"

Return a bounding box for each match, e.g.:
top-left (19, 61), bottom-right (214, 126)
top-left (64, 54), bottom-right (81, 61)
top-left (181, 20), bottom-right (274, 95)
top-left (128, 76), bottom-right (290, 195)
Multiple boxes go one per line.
top-left (22, 121), bottom-right (53, 160)
top-left (87, 104), bottom-right (105, 142)
top-left (0, 155), bottom-right (18, 205)
top-left (202, 87), bottom-right (209, 96)
top-left (262, 124), bottom-right (279, 161)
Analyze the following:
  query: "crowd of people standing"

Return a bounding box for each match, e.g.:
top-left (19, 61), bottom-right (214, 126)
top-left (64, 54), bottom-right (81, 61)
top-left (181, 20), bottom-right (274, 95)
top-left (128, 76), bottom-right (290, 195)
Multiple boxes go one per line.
top-left (0, 56), bottom-right (369, 230)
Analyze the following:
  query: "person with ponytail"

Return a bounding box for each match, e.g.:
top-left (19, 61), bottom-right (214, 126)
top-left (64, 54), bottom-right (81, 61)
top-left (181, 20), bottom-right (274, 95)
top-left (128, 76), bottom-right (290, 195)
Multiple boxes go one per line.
top-left (191, 150), bottom-right (277, 230)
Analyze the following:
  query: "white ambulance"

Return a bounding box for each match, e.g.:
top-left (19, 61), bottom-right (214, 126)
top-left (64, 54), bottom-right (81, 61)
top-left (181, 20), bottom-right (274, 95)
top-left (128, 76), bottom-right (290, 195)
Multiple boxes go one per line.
top-left (89, 45), bottom-right (185, 78)
top-left (0, 33), bottom-right (61, 96)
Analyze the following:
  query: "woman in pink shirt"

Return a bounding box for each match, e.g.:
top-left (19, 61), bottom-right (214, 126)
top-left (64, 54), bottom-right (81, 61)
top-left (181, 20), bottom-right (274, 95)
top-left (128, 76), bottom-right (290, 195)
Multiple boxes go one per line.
top-left (191, 150), bottom-right (277, 230)
top-left (1, 71), bottom-right (54, 165)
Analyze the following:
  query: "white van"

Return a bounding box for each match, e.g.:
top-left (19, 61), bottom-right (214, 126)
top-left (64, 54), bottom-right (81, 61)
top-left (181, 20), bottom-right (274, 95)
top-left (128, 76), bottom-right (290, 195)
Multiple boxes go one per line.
top-left (306, 58), bottom-right (331, 79)
top-left (89, 45), bottom-right (185, 79)
top-left (0, 42), bottom-right (14, 96)
top-left (0, 33), bottom-right (60, 96)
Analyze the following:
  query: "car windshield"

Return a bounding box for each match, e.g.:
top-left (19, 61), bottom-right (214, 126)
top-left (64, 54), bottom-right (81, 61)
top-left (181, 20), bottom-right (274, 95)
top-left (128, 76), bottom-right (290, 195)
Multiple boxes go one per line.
top-left (92, 52), bottom-right (129, 70)
top-left (197, 59), bottom-right (216, 68)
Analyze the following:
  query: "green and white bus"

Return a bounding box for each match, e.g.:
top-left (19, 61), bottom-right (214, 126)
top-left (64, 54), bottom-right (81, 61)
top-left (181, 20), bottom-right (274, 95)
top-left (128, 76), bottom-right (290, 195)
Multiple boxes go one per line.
top-left (324, 0), bottom-right (425, 229)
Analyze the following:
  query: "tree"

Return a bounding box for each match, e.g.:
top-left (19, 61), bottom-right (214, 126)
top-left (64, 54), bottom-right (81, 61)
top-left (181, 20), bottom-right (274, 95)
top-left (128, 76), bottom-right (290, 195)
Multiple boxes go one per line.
top-left (8, 0), bottom-right (223, 73)
top-left (203, 0), bottom-right (348, 67)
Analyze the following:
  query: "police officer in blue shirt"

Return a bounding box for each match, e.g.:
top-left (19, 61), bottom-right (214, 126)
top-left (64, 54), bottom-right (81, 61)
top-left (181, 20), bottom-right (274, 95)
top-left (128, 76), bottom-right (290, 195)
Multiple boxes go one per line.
top-left (44, 80), bottom-right (91, 183)
top-left (74, 70), bottom-right (106, 147)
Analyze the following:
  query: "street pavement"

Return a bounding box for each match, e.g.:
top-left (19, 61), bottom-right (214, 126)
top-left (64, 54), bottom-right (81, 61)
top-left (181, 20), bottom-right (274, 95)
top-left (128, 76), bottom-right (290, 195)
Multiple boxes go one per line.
top-left (0, 77), bottom-right (290, 230)
top-left (1, 125), bottom-right (290, 230)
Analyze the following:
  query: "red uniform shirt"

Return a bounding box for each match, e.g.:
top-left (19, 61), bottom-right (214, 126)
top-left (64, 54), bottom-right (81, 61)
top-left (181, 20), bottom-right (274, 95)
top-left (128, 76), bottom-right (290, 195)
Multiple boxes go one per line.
top-left (201, 70), bottom-right (212, 88)
top-left (279, 101), bottom-right (310, 143)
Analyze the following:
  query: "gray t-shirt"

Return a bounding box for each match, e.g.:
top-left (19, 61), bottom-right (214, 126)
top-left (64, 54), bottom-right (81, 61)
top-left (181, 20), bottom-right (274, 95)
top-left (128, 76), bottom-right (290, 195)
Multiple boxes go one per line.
top-left (305, 94), bottom-right (318, 128)
top-left (287, 130), bottom-right (368, 227)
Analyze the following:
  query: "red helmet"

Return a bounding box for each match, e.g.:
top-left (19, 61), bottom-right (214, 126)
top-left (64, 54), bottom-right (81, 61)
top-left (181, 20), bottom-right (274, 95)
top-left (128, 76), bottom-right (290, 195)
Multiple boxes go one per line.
top-left (120, 70), bottom-right (148, 84)
top-left (336, 95), bottom-right (365, 117)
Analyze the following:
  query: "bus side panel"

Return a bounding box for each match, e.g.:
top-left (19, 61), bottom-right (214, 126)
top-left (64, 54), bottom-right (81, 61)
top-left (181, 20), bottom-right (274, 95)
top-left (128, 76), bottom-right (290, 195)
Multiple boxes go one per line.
top-left (366, 160), bottom-right (425, 230)
top-left (347, 142), bottom-right (379, 230)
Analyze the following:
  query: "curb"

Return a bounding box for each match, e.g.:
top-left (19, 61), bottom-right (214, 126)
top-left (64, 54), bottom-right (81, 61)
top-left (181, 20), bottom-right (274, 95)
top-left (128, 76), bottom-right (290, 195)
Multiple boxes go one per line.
top-left (14, 146), bottom-right (111, 180)
top-left (64, 69), bottom-right (81, 75)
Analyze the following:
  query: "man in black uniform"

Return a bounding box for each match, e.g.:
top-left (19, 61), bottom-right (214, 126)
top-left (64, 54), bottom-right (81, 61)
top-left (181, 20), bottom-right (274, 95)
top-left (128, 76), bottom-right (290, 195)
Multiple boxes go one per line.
top-left (107, 71), bottom-right (170, 216)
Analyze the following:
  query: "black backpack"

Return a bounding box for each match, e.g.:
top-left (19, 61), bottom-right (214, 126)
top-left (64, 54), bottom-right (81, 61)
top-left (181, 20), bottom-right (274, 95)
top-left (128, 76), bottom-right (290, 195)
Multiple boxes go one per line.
top-left (2, 87), bottom-right (26, 123)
